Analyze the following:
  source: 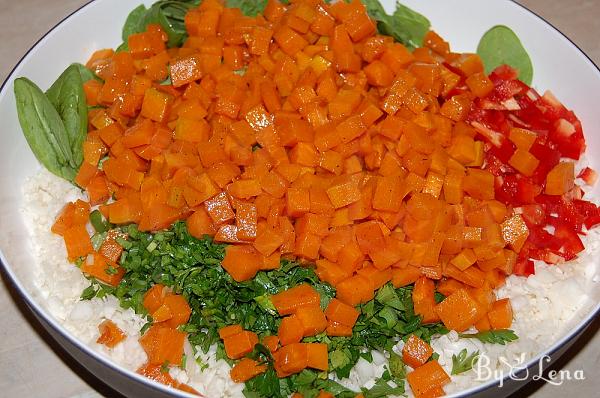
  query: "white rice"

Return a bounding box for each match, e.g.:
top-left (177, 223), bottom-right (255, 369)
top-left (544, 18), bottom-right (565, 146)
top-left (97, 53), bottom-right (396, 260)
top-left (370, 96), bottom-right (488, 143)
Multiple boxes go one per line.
top-left (21, 167), bottom-right (600, 397)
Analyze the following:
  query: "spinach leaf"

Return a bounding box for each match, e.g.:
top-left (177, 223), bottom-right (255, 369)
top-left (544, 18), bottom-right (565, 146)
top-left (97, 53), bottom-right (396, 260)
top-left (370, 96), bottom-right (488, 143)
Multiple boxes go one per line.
top-left (14, 77), bottom-right (76, 181)
top-left (122, 4), bottom-right (148, 42)
top-left (363, 0), bottom-right (430, 50)
top-left (46, 64), bottom-right (88, 167)
top-left (71, 62), bottom-right (102, 83)
top-left (226, 0), bottom-right (268, 17)
top-left (120, 1), bottom-right (200, 49)
top-left (477, 25), bottom-right (533, 85)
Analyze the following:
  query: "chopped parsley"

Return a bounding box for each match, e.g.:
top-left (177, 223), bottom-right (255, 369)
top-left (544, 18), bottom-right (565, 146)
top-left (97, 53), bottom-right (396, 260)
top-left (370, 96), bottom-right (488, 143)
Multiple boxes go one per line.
top-left (80, 222), bottom-right (448, 396)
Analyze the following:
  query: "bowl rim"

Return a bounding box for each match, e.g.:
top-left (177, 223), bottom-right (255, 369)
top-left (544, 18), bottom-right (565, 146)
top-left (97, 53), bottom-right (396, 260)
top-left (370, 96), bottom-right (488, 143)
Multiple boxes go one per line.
top-left (0, 1), bottom-right (598, 397)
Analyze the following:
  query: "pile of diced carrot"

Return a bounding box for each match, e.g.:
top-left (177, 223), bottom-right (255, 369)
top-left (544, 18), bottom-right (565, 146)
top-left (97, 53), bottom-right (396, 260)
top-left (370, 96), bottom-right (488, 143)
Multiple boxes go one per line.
top-left (217, 283), bottom-right (357, 382)
top-left (49, 0), bottom-right (544, 394)
top-left (75, 0), bottom-right (521, 332)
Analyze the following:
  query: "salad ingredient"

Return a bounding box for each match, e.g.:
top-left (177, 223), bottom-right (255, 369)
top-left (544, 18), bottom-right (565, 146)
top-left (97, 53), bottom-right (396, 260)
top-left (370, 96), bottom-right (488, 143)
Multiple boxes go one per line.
top-left (406, 360), bottom-right (450, 398)
top-left (223, 329), bottom-right (260, 359)
top-left (46, 64), bottom-right (89, 166)
top-left (486, 298), bottom-right (513, 330)
top-left (120, 1), bottom-right (200, 49)
top-left (363, 0), bottom-right (431, 50)
top-left (401, 334), bottom-right (433, 369)
top-left (21, 0), bottom-right (600, 395)
top-left (458, 329), bottom-right (518, 345)
top-left (450, 349), bottom-right (480, 376)
top-left (139, 323), bottom-right (186, 365)
top-left (137, 363), bottom-right (200, 395)
top-left (78, 219), bottom-right (445, 395)
top-left (230, 357), bottom-right (268, 382)
top-left (468, 66), bottom-right (597, 271)
top-left (14, 78), bottom-right (78, 181)
top-left (477, 25), bottom-right (534, 85)
top-left (434, 289), bottom-right (486, 332)
top-left (22, 167), bottom-right (600, 397)
top-left (96, 319), bottom-right (126, 348)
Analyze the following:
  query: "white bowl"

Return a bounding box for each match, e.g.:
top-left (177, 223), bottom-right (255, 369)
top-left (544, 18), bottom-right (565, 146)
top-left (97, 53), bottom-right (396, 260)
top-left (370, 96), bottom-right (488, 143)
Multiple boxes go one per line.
top-left (0, 0), bottom-right (598, 397)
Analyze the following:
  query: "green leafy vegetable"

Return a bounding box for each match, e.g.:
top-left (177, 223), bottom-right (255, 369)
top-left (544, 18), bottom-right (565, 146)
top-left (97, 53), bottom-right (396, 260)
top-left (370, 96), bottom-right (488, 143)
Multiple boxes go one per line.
top-left (120, 1), bottom-right (200, 49)
top-left (477, 25), bottom-right (533, 85)
top-left (71, 62), bottom-right (102, 83)
top-left (89, 210), bottom-right (111, 233)
top-left (459, 329), bottom-right (518, 345)
top-left (362, 378), bottom-right (404, 398)
top-left (451, 349), bottom-right (480, 375)
top-left (45, 64), bottom-right (88, 167)
top-left (388, 352), bottom-right (406, 382)
top-left (14, 77), bottom-right (77, 181)
top-left (363, 0), bottom-right (431, 50)
top-left (122, 4), bottom-right (149, 42)
top-left (226, 0), bottom-right (268, 17)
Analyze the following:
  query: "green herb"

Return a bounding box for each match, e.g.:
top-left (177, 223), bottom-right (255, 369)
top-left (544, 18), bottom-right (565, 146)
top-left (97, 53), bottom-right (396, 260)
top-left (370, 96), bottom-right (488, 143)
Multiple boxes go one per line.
top-left (363, 0), bottom-right (431, 50)
top-left (451, 349), bottom-right (480, 375)
top-left (91, 232), bottom-right (107, 251)
top-left (14, 77), bottom-right (78, 181)
top-left (226, 0), bottom-right (268, 17)
top-left (106, 265), bottom-right (119, 276)
top-left (90, 210), bottom-right (111, 233)
top-left (45, 64), bottom-right (88, 168)
top-left (361, 378), bottom-right (404, 398)
top-left (388, 352), bottom-right (405, 382)
top-left (477, 25), bottom-right (533, 85)
top-left (160, 361), bottom-right (170, 373)
top-left (459, 329), bottom-right (518, 345)
top-left (80, 284), bottom-right (97, 300)
top-left (89, 222), bottom-right (446, 396)
top-left (181, 353), bottom-right (187, 369)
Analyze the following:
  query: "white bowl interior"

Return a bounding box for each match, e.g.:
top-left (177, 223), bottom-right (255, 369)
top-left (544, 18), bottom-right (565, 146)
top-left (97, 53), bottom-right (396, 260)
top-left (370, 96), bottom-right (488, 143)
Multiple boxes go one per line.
top-left (0, 0), bottom-right (598, 397)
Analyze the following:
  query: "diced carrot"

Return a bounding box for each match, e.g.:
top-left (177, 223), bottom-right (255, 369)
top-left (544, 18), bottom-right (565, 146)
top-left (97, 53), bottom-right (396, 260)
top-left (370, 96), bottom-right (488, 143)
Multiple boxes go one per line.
top-left (487, 298), bottom-right (513, 329)
top-left (143, 284), bottom-right (166, 314)
top-left (223, 330), bottom-right (259, 360)
top-left (163, 294), bottom-right (192, 328)
top-left (262, 335), bottom-right (280, 353)
top-left (96, 319), bottom-right (126, 348)
top-left (278, 315), bottom-right (304, 346)
top-left (230, 358), bottom-right (267, 383)
top-left (273, 343), bottom-right (309, 377)
top-left (406, 360), bottom-right (450, 398)
top-left (219, 325), bottom-right (244, 341)
top-left (80, 253), bottom-right (125, 286)
top-left (271, 284), bottom-right (321, 316)
top-left (412, 276), bottom-right (440, 323)
top-left (295, 304), bottom-right (328, 337)
top-left (222, 244), bottom-right (262, 282)
top-left (306, 343), bottom-right (328, 371)
top-left (402, 334), bottom-right (433, 369)
top-left (434, 289), bottom-right (485, 332)
top-left (324, 298), bottom-right (359, 328)
top-left (137, 363), bottom-right (200, 395)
